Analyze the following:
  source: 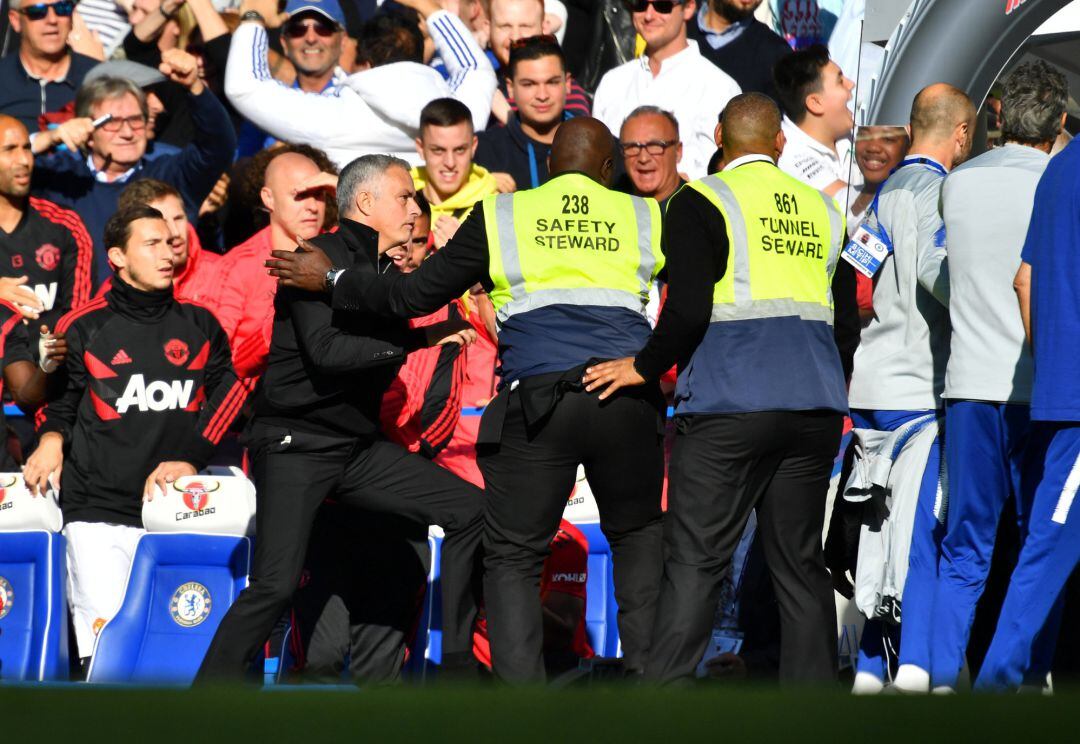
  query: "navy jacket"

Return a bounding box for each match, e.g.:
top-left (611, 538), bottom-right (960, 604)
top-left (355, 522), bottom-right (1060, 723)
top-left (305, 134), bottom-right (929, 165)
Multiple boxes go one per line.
top-left (475, 114), bottom-right (554, 192)
top-left (0, 50), bottom-right (98, 133)
top-left (31, 87), bottom-right (236, 285)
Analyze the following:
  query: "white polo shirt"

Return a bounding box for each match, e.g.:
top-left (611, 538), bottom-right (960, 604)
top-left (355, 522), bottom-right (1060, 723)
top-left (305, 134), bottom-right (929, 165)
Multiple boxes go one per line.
top-left (778, 117), bottom-right (853, 192)
top-left (593, 41), bottom-right (741, 180)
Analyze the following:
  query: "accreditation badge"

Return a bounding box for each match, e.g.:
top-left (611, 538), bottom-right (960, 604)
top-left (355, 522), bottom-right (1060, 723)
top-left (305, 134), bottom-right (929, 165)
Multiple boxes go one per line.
top-left (841, 225), bottom-right (890, 279)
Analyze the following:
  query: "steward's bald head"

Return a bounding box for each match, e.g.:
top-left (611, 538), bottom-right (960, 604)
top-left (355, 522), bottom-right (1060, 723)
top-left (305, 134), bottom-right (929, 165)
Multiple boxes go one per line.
top-left (549, 117), bottom-right (617, 185)
top-left (720, 92), bottom-right (783, 162)
top-left (909, 83), bottom-right (976, 142)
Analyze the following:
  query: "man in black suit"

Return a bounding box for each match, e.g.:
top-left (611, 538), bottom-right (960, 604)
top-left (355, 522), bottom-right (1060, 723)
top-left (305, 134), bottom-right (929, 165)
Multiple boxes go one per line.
top-left (196, 154), bottom-right (484, 682)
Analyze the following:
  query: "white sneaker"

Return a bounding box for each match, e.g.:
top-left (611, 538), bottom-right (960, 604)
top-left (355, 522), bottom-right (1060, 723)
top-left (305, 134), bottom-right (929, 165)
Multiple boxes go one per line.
top-left (893, 664), bottom-right (931, 693)
top-left (852, 671), bottom-right (885, 695)
top-left (931, 685), bottom-right (956, 695)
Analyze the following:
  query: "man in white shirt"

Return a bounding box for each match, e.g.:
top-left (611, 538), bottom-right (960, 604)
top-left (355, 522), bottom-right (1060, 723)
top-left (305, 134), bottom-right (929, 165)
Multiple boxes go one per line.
top-left (592, 0), bottom-right (740, 180)
top-left (225, 0), bottom-right (496, 169)
top-left (773, 43), bottom-right (853, 196)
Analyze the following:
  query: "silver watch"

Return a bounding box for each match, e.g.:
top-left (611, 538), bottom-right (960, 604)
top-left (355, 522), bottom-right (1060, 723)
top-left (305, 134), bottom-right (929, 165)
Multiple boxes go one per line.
top-left (325, 268), bottom-right (344, 292)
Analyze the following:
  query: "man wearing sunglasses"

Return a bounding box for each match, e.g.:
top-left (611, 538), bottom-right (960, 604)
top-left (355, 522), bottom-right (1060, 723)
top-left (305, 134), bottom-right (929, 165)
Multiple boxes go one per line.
top-left (226, 0), bottom-right (496, 169)
top-left (593, 0), bottom-right (740, 180)
top-left (0, 0), bottom-right (98, 134)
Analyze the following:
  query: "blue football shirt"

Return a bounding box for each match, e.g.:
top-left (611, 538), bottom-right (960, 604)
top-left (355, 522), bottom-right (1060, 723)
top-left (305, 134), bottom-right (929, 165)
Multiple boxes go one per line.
top-left (1021, 138), bottom-right (1080, 422)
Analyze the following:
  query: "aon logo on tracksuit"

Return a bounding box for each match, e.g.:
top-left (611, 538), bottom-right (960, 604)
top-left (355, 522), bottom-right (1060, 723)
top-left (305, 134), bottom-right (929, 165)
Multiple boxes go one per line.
top-left (116, 374), bottom-right (195, 413)
top-left (32, 282), bottom-right (58, 310)
top-left (482, 172), bottom-right (664, 326)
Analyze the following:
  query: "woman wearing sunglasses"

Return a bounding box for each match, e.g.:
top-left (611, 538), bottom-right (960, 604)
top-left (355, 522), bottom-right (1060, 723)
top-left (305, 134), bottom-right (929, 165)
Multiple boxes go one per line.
top-left (0, 0), bottom-right (99, 134)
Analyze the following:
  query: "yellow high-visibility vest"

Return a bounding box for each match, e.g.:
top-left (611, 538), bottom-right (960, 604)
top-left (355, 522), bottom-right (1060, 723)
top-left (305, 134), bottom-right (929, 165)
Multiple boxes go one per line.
top-left (483, 172), bottom-right (664, 327)
top-left (688, 159), bottom-right (844, 325)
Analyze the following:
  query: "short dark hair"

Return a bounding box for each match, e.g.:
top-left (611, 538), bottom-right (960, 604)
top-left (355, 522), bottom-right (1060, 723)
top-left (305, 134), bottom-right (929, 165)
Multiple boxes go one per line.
top-left (356, 11), bottom-right (424, 67)
top-left (1000, 61), bottom-right (1068, 145)
top-left (414, 190), bottom-right (431, 218)
top-left (104, 204), bottom-right (164, 252)
top-left (507, 35), bottom-right (566, 79)
top-left (117, 179), bottom-right (181, 212)
top-left (773, 43), bottom-right (830, 123)
top-left (420, 97), bottom-right (473, 132)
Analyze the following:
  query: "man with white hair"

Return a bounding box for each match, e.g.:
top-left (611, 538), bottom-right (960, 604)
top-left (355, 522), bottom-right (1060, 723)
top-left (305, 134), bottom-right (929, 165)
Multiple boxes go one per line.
top-left (196, 154), bottom-right (485, 682)
top-left (225, 0), bottom-right (496, 169)
top-left (31, 49), bottom-right (236, 284)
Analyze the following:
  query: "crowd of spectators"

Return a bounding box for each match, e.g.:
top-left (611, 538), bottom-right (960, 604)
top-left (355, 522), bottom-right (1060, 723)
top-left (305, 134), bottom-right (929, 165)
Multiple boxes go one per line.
top-left (1, 0), bottom-right (1076, 691)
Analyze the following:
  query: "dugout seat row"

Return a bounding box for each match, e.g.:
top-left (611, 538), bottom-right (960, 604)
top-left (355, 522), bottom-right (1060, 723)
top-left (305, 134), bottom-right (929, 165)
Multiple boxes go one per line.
top-left (1, 468), bottom-right (624, 684)
top-left (0, 470), bottom-right (256, 684)
top-left (86, 472), bottom-right (256, 684)
top-left (0, 476), bottom-right (68, 682)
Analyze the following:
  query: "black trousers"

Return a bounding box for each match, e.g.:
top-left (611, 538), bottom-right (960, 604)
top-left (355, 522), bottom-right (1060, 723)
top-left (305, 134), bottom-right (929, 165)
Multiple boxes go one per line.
top-left (645, 411), bottom-right (842, 685)
top-left (289, 505), bottom-right (430, 685)
top-left (477, 386), bottom-right (665, 683)
top-left (196, 424), bottom-right (483, 682)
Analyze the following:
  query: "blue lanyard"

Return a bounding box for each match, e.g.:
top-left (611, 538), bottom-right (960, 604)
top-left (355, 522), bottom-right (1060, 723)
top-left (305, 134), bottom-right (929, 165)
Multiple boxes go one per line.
top-left (893, 156), bottom-right (947, 177)
top-left (866, 157), bottom-right (946, 242)
top-left (526, 141), bottom-right (540, 189)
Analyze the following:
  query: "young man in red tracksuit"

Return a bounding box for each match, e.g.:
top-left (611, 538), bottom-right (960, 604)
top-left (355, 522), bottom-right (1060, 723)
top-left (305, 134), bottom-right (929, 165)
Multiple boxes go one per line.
top-left (24, 204), bottom-right (246, 664)
top-left (472, 519), bottom-right (593, 676)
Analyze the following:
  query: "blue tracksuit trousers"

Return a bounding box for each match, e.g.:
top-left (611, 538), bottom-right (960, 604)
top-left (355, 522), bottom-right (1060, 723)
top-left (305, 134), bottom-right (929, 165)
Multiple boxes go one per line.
top-left (974, 423), bottom-right (1080, 691)
top-left (851, 409), bottom-right (944, 680)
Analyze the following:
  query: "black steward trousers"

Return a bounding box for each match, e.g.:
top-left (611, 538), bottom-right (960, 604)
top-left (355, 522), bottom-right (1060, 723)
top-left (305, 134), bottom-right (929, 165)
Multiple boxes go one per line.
top-left (195, 424), bottom-right (483, 682)
top-left (645, 411), bottom-right (842, 685)
top-left (477, 386), bottom-right (665, 683)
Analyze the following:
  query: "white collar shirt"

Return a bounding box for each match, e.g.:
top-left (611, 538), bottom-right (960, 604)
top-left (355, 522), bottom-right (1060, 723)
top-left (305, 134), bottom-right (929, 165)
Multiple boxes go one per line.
top-left (86, 153), bottom-right (139, 184)
top-left (593, 40), bottom-right (741, 180)
top-left (723, 153), bottom-right (775, 171)
top-left (777, 116), bottom-right (845, 191)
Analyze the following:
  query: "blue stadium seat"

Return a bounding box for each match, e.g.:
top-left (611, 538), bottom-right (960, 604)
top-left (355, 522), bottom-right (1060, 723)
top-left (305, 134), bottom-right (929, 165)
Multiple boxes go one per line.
top-left (405, 531), bottom-right (443, 679)
top-left (86, 533), bottom-right (252, 684)
top-left (575, 522), bottom-right (621, 658)
top-left (0, 530), bottom-right (69, 681)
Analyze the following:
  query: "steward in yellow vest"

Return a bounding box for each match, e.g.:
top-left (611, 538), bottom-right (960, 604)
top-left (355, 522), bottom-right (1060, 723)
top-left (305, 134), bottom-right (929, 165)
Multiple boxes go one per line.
top-left (585, 93), bottom-right (849, 685)
top-left (272, 119), bottom-right (669, 684)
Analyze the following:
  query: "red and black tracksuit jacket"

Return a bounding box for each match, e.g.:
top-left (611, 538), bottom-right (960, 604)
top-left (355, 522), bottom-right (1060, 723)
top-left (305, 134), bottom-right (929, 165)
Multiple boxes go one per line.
top-left (0, 300), bottom-right (34, 469)
top-left (0, 197), bottom-right (94, 345)
top-left (37, 275), bottom-right (248, 527)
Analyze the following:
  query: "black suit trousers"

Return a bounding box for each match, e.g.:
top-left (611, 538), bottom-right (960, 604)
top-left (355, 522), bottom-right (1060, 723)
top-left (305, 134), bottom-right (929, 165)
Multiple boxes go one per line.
top-left (477, 386), bottom-right (666, 683)
top-left (195, 424), bottom-right (483, 682)
top-left (645, 410), bottom-right (842, 685)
